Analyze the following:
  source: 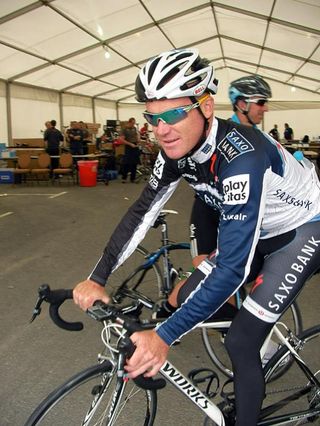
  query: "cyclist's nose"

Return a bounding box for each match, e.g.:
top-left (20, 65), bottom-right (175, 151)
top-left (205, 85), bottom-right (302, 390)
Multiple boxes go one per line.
top-left (154, 119), bottom-right (171, 136)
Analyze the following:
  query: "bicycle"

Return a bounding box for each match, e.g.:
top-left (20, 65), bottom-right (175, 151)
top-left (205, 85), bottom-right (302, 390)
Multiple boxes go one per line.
top-left (25, 286), bottom-right (320, 425)
top-left (106, 209), bottom-right (303, 380)
top-left (108, 209), bottom-right (191, 310)
top-left (135, 150), bottom-right (156, 183)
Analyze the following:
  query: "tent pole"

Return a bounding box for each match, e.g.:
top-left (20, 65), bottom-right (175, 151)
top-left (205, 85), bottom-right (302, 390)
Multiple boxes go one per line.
top-left (6, 82), bottom-right (12, 146)
top-left (92, 97), bottom-right (96, 123)
top-left (59, 92), bottom-right (63, 131)
top-left (116, 101), bottom-right (119, 120)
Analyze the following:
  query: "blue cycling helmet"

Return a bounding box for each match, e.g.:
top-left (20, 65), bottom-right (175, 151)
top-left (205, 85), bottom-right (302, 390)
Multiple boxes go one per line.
top-left (229, 75), bottom-right (272, 105)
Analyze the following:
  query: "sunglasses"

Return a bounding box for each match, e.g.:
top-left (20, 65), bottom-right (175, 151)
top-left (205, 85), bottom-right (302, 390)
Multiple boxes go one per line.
top-left (247, 98), bottom-right (268, 106)
top-left (143, 95), bottom-right (209, 127)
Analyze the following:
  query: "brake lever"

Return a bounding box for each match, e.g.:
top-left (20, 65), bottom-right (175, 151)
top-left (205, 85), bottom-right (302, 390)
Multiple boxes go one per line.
top-left (30, 295), bottom-right (45, 323)
top-left (29, 284), bottom-right (51, 323)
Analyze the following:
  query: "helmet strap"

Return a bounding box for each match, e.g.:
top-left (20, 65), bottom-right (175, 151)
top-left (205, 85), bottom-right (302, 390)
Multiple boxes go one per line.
top-left (187, 96), bottom-right (210, 155)
top-left (235, 101), bottom-right (255, 126)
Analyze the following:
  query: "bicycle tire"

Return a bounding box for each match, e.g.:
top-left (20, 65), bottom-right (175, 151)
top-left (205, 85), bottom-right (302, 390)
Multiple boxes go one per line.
top-left (262, 325), bottom-right (320, 424)
top-left (109, 245), bottom-right (163, 307)
top-left (201, 299), bottom-right (303, 381)
top-left (24, 360), bottom-right (157, 426)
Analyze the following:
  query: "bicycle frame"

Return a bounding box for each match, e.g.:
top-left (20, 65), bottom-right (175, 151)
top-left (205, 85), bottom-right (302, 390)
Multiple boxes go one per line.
top-left (159, 359), bottom-right (226, 425)
top-left (114, 242), bottom-right (190, 301)
top-left (147, 242), bottom-right (190, 295)
top-left (156, 324), bottom-right (320, 425)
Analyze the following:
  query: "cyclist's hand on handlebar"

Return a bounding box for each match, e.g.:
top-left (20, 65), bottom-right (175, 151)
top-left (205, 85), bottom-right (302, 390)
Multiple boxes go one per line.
top-left (125, 330), bottom-right (169, 379)
top-left (73, 279), bottom-right (110, 311)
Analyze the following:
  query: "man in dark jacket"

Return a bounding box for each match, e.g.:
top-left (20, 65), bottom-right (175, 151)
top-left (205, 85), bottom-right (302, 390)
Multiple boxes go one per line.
top-left (44, 120), bottom-right (64, 174)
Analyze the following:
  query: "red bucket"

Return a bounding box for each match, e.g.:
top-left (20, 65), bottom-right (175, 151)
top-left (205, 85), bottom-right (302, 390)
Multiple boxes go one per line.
top-left (78, 160), bottom-right (98, 187)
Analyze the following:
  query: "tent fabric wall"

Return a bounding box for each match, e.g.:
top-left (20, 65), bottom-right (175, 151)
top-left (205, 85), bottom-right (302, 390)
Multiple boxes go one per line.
top-left (11, 96), bottom-right (60, 138)
top-left (10, 85), bottom-right (60, 139)
top-left (62, 94), bottom-right (93, 128)
top-left (118, 103), bottom-right (145, 127)
top-left (95, 98), bottom-right (117, 134)
top-left (264, 109), bottom-right (320, 140)
top-left (1, 87), bottom-right (320, 144)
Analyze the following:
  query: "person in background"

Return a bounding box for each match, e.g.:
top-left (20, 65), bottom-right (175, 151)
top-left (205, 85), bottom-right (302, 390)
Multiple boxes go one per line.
top-left (79, 121), bottom-right (91, 155)
top-left (139, 122), bottom-right (150, 141)
top-left (44, 121), bottom-right (51, 130)
top-left (43, 119), bottom-right (64, 175)
top-left (284, 123), bottom-right (294, 141)
top-left (66, 121), bottom-right (83, 156)
top-left (73, 48), bottom-right (320, 426)
top-left (229, 75), bottom-right (271, 127)
top-left (269, 124), bottom-right (280, 141)
top-left (119, 117), bottom-right (140, 183)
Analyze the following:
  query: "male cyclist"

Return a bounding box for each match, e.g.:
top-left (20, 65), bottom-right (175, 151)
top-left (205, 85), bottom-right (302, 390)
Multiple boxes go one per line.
top-left (73, 48), bottom-right (320, 426)
top-left (229, 75), bottom-right (270, 126)
top-left (155, 74), bottom-right (272, 320)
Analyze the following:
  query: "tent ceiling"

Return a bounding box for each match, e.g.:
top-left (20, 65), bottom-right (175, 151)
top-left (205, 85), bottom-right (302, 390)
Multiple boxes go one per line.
top-left (0, 0), bottom-right (319, 108)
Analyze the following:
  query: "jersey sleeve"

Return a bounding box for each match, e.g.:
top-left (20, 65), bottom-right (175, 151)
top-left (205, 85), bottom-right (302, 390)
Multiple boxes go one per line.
top-left (89, 152), bottom-right (181, 286)
top-left (157, 146), bottom-right (271, 345)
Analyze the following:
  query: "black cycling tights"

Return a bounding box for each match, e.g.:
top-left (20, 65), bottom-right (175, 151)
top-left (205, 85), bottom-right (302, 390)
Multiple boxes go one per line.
top-left (224, 309), bottom-right (271, 425)
top-left (224, 221), bottom-right (320, 426)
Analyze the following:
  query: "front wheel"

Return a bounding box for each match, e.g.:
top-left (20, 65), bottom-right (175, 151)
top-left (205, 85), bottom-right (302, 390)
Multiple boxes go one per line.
top-left (25, 361), bottom-right (157, 426)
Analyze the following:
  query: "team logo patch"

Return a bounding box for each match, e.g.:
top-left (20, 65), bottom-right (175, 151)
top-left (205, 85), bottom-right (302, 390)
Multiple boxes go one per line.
top-left (177, 158), bottom-right (186, 169)
top-left (217, 128), bottom-right (254, 163)
top-left (187, 157), bottom-right (196, 170)
top-left (223, 174), bottom-right (250, 205)
top-left (153, 153), bottom-right (165, 179)
top-left (201, 143), bottom-right (212, 154)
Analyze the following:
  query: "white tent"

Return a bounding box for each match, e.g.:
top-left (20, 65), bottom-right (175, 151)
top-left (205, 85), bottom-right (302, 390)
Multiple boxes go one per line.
top-left (0, 0), bottom-right (319, 142)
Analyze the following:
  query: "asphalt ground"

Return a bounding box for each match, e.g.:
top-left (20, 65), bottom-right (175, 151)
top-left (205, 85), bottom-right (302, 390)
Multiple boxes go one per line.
top-left (0, 178), bottom-right (318, 425)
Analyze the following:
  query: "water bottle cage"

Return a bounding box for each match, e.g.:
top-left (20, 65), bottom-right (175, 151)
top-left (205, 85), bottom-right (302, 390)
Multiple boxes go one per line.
top-left (188, 368), bottom-right (220, 399)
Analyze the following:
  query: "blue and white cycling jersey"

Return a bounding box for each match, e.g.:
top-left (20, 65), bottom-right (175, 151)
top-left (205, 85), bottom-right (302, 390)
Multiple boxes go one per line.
top-left (89, 117), bottom-right (320, 345)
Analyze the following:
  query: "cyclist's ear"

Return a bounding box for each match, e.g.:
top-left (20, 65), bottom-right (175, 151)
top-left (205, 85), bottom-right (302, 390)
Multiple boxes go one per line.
top-left (199, 95), bottom-right (214, 119)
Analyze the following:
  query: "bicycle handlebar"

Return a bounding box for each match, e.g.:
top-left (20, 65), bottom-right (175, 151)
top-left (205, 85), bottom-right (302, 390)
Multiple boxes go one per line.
top-left (48, 290), bottom-right (84, 331)
top-left (31, 285), bottom-right (166, 391)
top-left (31, 284), bottom-right (83, 331)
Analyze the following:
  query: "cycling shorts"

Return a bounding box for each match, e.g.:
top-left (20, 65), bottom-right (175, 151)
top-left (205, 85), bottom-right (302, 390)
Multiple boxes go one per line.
top-left (179, 220), bottom-right (320, 322)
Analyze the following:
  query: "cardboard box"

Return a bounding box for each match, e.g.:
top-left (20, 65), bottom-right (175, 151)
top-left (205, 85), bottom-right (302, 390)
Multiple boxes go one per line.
top-left (1, 150), bottom-right (16, 158)
top-left (115, 145), bottom-right (125, 156)
top-left (105, 170), bottom-right (118, 180)
top-left (85, 123), bottom-right (101, 134)
top-left (0, 168), bottom-right (15, 184)
top-left (100, 142), bottom-right (113, 151)
top-left (13, 138), bottom-right (44, 148)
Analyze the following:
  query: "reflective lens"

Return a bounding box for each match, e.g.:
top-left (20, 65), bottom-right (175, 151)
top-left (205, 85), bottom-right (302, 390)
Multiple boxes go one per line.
top-left (248, 98), bottom-right (268, 106)
top-left (143, 101), bottom-right (202, 127)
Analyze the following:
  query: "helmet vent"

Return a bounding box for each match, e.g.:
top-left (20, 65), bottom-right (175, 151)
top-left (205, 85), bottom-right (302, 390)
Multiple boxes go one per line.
top-left (148, 57), bottom-right (161, 84)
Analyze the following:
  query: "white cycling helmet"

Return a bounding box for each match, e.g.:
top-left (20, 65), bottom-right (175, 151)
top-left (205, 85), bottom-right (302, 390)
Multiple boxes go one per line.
top-left (135, 48), bottom-right (218, 102)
